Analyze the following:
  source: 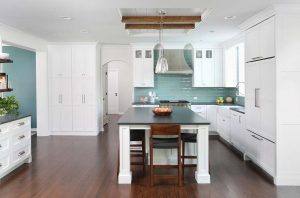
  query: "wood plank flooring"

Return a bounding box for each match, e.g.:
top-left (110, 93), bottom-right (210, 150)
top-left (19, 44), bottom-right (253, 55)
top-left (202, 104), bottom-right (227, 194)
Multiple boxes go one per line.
top-left (0, 115), bottom-right (300, 198)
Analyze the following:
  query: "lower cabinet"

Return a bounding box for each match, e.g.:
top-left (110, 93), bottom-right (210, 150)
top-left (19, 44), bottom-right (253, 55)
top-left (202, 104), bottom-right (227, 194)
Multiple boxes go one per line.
top-left (50, 106), bottom-right (73, 132)
top-left (73, 106), bottom-right (98, 132)
top-left (230, 110), bottom-right (246, 152)
top-left (191, 105), bottom-right (217, 132)
top-left (245, 130), bottom-right (275, 176)
top-left (0, 117), bottom-right (32, 179)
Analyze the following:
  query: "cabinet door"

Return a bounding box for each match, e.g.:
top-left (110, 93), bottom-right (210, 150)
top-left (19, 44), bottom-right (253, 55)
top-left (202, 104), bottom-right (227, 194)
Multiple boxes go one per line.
top-left (245, 130), bottom-right (261, 162)
top-left (260, 17), bottom-right (275, 59)
top-left (72, 77), bottom-right (96, 106)
top-left (143, 49), bottom-right (154, 87)
top-left (202, 49), bottom-right (215, 87)
top-left (214, 49), bottom-right (223, 87)
top-left (245, 62), bottom-right (261, 134)
top-left (50, 78), bottom-right (72, 106)
top-left (206, 105), bottom-right (217, 131)
top-left (260, 58), bottom-right (276, 142)
top-left (230, 111), bottom-right (240, 147)
top-left (73, 106), bottom-right (98, 132)
top-left (193, 49), bottom-right (203, 87)
top-left (48, 46), bottom-right (72, 77)
top-left (72, 46), bottom-right (96, 77)
top-left (50, 106), bottom-right (73, 132)
top-left (261, 138), bottom-right (275, 176)
top-left (133, 49), bottom-right (144, 87)
top-left (245, 26), bottom-right (260, 62)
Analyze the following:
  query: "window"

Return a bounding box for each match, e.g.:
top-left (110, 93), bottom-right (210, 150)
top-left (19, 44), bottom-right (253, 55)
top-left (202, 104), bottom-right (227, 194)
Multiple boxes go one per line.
top-left (224, 43), bottom-right (245, 96)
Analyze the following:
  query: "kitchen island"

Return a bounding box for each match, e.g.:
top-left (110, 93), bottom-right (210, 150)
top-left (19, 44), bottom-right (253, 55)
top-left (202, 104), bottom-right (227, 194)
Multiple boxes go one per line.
top-left (0, 114), bottom-right (31, 179)
top-left (118, 107), bottom-right (210, 184)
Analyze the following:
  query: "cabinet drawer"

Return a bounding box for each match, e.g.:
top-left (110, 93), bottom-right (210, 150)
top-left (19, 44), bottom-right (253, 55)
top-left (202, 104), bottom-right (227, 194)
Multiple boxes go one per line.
top-left (0, 136), bottom-right (9, 153)
top-left (0, 154), bottom-right (10, 172)
top-left (12, 129), bottom-right (31, 147)
top-left (11, 144), bottom-right (30, 165)
top-left (191, 105), bottom-right (206, 111)
top-left (9, 118), bottom-right (31, 131)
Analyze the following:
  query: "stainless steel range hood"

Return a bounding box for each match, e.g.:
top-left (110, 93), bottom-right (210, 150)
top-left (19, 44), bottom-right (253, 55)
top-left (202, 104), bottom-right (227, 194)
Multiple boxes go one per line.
top-left (159, 49), bottom-right (193, 74)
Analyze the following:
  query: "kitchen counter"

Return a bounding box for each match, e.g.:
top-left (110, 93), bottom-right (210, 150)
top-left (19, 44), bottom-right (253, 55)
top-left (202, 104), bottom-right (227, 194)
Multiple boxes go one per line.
top-left (0, 114), bottom-right (31, 125)
top-left (119, 107), bottom-right (210, 125)
top-left (191, 102), bottom-right (243, 106)
top-left (230, 107), bottom-right (245, 114)
top-left (132, 101), bottom-right (159, 105)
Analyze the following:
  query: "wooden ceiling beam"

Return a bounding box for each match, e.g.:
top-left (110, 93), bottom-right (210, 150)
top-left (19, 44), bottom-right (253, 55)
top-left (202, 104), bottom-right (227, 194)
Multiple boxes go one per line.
top-left (122, 16), bottom-right (201, 23)
top-left (125, 23), bottom-right (195, 29)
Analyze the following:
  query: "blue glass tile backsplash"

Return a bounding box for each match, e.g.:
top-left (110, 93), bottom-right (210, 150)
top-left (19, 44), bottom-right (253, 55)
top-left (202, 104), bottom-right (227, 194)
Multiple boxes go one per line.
top-left (134, 74), bottom-right (237, 103)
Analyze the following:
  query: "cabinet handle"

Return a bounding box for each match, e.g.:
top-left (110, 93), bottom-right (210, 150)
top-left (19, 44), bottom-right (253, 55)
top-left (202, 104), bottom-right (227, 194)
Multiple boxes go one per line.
top-left (18, 135), bottom-right (25, 140)
top-left (251, 134), bottom-right (263, 141)
top-left (84, 95), bottom-right (86, 104)
top-left (18, 122), bottom-right (25, 126)
top-left (239, 116), bottom-right (241, 123)
top-left (0, 144), bottom-right (2, 148)
top-left (61, 95), bottom-right (63, 104)
top-left (82, 95), bottom-right (84, 104)
top-left (252, 56), bottom-right (263, 60)
top-left (0, 163), bottom-right (2, 167)
top-left (255, 88), bottom-right (260, 108)
top-left (18, 151), bottom-right (26, 157)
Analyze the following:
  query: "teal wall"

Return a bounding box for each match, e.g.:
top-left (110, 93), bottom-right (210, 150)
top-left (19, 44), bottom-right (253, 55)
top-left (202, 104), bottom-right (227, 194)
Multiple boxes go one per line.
top-left (134, 74), bottom-right (237, 103)
top-left (3, 46), bottom-right (36, 128)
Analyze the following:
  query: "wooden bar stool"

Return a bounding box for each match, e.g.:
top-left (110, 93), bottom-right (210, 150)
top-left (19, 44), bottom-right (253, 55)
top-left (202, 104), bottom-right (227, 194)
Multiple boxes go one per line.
top-left (150, 125), bottom-right (182, 186)
top-left (181, 133), bottom-right (197, 177)
top-left (181, 132), bottom-right (211, 177)
top-left (117, 130), bottom-right (146, 176)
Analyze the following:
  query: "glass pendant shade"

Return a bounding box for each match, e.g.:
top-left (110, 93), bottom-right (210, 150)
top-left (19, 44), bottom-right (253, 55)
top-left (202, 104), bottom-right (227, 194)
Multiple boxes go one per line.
top-left (184, 43), bottom-right (194, 50)
top-left (155, 56), bottom-right (168, 73)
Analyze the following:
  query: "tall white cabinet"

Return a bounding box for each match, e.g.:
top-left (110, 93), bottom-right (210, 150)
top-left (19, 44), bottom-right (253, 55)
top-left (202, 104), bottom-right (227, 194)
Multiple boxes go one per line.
top-left (48, 44), bottom-right (100, 135)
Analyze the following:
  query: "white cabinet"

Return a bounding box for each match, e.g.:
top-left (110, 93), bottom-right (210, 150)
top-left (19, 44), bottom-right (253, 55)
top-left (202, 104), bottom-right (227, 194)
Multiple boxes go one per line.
top-left (50, 106), bottom-right (73, 132)
top-left (73, 106), bottom-right (98, 132)
top-left (245, 130), bottom-right (275, 176)
top-left (245, 17), bottom-right (275, 62)
top-left (48, 45), bottom-right (100, 135)
top-left (245, 58), bottom-right (275, 142)
top-left (133, 48), bottom-right (154, 87)
top-left (207, 105), bottom-right (217, 132)
top-left (0, 117), bottom-right (32, 179)
top-left (191, 105), bottom-right (207, 118)
top-left (50, 78), bottom-right (72, 106)
top-left (48, 46), bottom-right (72, 78)
top-left (72, 46), bottom-right (96, 77)
top-left (193, 49), bottom-right (220, 87)
top-left (230, 110), bottom-right (246, 152)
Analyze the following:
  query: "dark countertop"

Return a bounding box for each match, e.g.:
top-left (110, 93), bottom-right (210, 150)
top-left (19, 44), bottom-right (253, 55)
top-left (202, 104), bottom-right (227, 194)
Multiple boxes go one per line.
top-left (191, 102), bottom-right (243, 107)
top-left (0, 114), bottom-right (31, 125)
top-left (132, 101), bottom-right (159, 105)
top-left (118, 107), bottom-right (210, 125)
top-left (230, 107), bottom-right (245, 114)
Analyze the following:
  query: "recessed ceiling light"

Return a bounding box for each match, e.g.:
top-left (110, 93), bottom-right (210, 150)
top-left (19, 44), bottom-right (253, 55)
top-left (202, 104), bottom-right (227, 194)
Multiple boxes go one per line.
top-left (61, 16), bottom-right (73, 20)
top-left (224, 16), bottom-right (237, 20)
top-left (209, 30), bottom-right (215, 33)
top-left (80, 30), bottom-right (89, 34)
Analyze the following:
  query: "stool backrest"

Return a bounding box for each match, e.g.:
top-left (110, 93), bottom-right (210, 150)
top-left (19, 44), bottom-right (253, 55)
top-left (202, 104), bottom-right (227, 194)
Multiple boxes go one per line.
top-left (150, 124), bottom-right (181, 137)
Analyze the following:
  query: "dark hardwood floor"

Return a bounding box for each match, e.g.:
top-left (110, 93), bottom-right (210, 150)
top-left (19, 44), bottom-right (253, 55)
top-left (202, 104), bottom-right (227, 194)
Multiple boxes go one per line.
top-left (1, 115), bottom-right (300, 198)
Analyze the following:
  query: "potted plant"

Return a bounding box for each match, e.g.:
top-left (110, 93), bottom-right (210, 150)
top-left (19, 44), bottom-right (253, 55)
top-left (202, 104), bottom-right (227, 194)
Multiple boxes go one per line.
top-left (0, 96), bottom-right (20, 116)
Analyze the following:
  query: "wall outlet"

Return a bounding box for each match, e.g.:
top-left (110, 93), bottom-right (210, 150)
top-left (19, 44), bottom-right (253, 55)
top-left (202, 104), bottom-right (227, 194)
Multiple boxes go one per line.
top-left (193, 96), bottom-right (198, 100)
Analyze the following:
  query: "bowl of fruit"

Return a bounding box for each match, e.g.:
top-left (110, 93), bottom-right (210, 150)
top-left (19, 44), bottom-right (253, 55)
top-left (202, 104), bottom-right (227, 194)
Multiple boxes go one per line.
top-left (152, 107), bottom-right (172, 116)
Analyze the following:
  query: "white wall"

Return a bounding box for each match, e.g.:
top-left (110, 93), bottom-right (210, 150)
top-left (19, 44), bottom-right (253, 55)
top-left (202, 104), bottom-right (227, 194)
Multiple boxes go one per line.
top-left (275, 7), bottom-right (300, 186)
top-left (0, 23), bottom-right (49, 136)
top-left (101, 45), bottom-right (133, 114)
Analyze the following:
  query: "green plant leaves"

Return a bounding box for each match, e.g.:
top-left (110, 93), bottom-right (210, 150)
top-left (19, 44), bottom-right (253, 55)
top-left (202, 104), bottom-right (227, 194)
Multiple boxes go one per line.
top-left (0, 96), bottom-right (19, 115)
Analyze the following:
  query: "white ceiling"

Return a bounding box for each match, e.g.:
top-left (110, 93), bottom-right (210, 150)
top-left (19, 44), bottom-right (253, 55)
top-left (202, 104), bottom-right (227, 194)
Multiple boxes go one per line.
top-left (0, 0), bottom-right (298, 44)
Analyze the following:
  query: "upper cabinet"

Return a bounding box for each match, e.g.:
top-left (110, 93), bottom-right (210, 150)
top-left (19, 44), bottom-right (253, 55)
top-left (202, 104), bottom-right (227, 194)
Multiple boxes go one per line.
top-left (245, 17), bottom-right (275, 62)
top-left (133, 48), bottom-right (154, 87)
top-left (193, 48), bottom-right (223, 87)
top-left (48, 46), bottom-right (72, 78)
top-left (72, 46), bottom-right (96, 77)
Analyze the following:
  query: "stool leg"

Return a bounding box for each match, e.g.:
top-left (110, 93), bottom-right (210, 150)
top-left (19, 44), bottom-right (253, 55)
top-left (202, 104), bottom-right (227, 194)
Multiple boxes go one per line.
top-left (178, 138), bottom-right (182, 186)
top-left (182, 140), bottom-right (185, 178)
top-left (150, 137), bottom-right (154, 186)
top-left (142, 136), bottom-right (146, 175)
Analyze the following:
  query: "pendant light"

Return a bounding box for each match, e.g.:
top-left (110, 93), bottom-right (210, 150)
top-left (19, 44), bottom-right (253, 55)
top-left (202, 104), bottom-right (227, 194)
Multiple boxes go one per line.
top-left (154, 10), bottom-right (168, 73)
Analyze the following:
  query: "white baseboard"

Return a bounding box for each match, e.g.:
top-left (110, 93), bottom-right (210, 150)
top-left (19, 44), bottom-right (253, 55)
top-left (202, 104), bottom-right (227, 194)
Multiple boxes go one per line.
top-left (275, 175), bottom-right (300, 186)
top-left (51, 131), bottom-right (100, 136)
